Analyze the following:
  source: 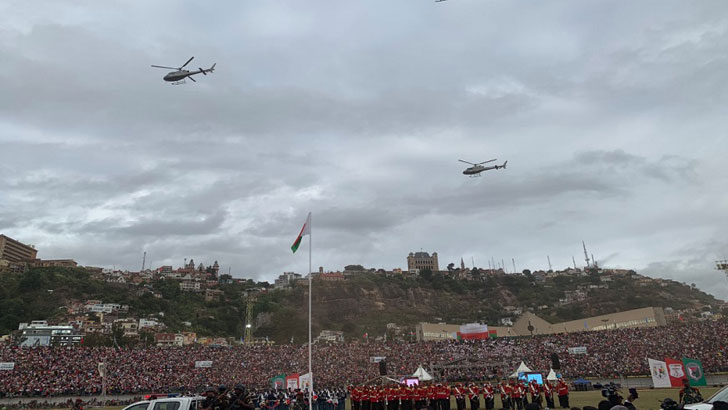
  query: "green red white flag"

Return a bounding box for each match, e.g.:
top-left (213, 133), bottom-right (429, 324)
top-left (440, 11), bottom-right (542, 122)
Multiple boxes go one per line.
top-left (291, 212), bottom-right (311, 254)
top-left (682, 357), bottom-right (707, 386)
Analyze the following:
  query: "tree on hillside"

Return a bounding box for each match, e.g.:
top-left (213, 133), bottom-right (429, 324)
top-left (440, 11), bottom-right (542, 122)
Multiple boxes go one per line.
top-left (419, 268), bottom-right (433, 281)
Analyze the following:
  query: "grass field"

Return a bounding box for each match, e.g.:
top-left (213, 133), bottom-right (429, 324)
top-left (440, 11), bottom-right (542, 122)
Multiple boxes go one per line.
top-left (54, 388), bottom-right (722, 410)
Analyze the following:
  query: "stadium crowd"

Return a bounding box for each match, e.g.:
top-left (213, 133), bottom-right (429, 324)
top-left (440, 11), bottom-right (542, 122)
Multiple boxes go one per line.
top-left (0, 321), bottom-right (725, 397)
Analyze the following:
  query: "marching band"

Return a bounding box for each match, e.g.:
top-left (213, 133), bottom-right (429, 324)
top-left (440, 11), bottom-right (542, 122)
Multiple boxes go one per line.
top-left (348, 380), bottom-right (569, 410)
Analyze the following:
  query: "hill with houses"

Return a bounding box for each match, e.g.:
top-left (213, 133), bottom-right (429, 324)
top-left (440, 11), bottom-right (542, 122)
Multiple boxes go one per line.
top-left (0, 262), bottom-right (724, 345)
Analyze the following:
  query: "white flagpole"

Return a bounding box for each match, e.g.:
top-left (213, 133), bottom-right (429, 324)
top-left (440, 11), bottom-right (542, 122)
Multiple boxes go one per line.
top-left (308, 212), bottom-right (313, 410)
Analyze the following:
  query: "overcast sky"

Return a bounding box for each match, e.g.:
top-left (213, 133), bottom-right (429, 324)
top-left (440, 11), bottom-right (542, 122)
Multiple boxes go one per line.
top-left (1, 0), bottom-right (727, 300)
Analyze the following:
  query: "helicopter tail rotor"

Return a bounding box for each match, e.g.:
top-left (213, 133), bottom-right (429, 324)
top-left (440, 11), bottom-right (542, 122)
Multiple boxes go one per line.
top-left (199, 64), bottom-right (216, 75)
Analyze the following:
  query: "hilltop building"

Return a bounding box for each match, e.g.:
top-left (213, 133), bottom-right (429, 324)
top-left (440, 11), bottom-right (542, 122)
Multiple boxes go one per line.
top-left (407, 251), bottom-right (439, 273)
top-left (275, 272), bottom-right (302, 289)
top-left (416, 306), bottom-right (667, 341)
top-left (18, 321), bottom-right (82, 347)
top-left (317, 330), bottom-right (345, 343)
top-left (0, 234), bottom-right (38, 263)
top-left (30, 259), bottom-right (78, 268)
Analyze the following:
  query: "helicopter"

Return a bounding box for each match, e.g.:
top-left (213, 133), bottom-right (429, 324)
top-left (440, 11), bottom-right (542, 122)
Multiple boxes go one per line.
top-left (459, 159), bottom-right (507, 176)
top-left (151, 56), bottom-right (216, 85)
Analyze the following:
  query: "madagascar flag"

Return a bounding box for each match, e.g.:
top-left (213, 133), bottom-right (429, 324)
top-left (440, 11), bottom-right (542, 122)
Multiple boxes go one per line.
top-left (291, 212), bottom-right (311, 253)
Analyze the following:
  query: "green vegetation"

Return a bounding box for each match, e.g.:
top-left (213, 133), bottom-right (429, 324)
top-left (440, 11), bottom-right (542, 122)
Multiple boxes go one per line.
top-left (0, 267), bottom-right (722, 344)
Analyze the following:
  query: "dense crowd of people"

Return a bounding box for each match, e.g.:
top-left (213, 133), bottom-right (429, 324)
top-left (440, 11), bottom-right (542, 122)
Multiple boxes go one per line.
top-left (0, 321), bottom-right (725, 397)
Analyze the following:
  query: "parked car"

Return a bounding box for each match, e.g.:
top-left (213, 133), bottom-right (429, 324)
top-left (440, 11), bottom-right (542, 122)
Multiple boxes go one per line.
top-left (684, 386), bottom-right (728, 410)
top-left (122, 396), bottom-right (206, 410)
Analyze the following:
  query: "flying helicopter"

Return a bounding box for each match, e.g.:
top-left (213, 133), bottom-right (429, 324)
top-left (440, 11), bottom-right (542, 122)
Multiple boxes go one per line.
top-left (151, 56), bottom-right (216, 85)
top-left (459, 159), bottom-right (507, 176)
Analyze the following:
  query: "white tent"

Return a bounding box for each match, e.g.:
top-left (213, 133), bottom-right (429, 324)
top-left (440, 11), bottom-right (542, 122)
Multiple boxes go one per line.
top-left (412, 366), bottom-right (433, 381)
top-left (546, 368), bottom-right (558, 381)
top-left (509, 361), bottom-right (533, 378)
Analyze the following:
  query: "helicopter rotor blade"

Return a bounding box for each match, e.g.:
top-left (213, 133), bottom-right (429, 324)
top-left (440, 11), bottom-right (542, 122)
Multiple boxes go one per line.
top-left (478, 159), bottom-right (497, 165)
top-left (180, 56), bottom-right (194, 69)
top-left (151, 65), bottom-right (178, 70)
top-left (458, 159), bottom-right (476, 165)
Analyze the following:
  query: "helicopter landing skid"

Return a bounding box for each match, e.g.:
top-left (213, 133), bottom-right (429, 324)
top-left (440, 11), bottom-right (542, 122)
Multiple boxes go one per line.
top-left (171, 80), bottom-right (187, 85)
top-left (468, 174), bottom-right (482, 178)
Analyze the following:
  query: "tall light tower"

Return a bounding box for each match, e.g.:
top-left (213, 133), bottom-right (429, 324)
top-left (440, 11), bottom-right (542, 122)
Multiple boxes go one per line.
top-left (244, 295), bottom-right (256, 344)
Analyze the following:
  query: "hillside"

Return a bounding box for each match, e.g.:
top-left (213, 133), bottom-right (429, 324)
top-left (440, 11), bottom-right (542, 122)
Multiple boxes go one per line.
top-left (0, 267), bottom-right (723, 344)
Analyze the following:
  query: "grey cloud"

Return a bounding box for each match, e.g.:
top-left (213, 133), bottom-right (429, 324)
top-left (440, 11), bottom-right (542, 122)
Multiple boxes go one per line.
top-left (0, 1), bottom-right (727, 293)
top-left (111, 210), bottom-right (227, 237)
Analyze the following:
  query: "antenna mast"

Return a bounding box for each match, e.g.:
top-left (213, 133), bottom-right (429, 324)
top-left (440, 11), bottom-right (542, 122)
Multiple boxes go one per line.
top-left (141, 251), bottom-right (146, 271)
top-left (582, 241), bottom-right (590, 268)
top-left (547, 255), bottom-right (552, 271)
top-left (572, 256), bottom-right (577, 270)
top-left (512, 258), bottom-right (516, 274)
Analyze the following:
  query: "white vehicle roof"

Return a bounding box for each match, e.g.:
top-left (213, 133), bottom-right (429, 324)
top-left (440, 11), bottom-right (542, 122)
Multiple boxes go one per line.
top-left (123, 396), bottom-right (206, 410)
top-left (684, 386), bottom-right (728, 410)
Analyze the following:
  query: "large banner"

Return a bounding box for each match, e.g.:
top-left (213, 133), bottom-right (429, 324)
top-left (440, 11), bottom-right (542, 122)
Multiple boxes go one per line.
top-left (648, 358), bottom-right (671, 388)
top-left (682, 358), bottom-right (707, 387)
top-left (194, 361), bottom-right (213, 368)
top-left (370, 356), bottom-right (386, 363)
top-left (286, 374), bottom-right (300, 390)
top-left (0, 362), bottom-right (14, 371)
top-left (665, 358), bottom-right (685, 387)
top-left (299, 373), bottom-right (313, 391)
top-left (271, 374), bottom-right (286, 389)
top-left (457, 323), bottom-right (489, 340)
top-left (568, 347), bottom-right (587, 355)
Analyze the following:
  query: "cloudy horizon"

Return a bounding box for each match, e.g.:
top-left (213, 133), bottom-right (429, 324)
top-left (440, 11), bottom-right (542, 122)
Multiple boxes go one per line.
top-left (1, 0), bottom-right (727, 299)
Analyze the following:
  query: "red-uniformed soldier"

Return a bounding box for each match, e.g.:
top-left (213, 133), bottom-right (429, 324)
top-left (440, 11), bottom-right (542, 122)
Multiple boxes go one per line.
top-left (467, 383), bottom-right (480, 410)
top-left (510, 381), bottom-right (522, 410)
top-left (542, 380), bottom-right (554, 409)
top-left (557, 379), bottom-right (569, 409)
top-left (528, 380), bottom-right (541, 407)
top-left (482, 382), bottom-right (494, 410)
top-left (499, 382), bottom-right (511, 410)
